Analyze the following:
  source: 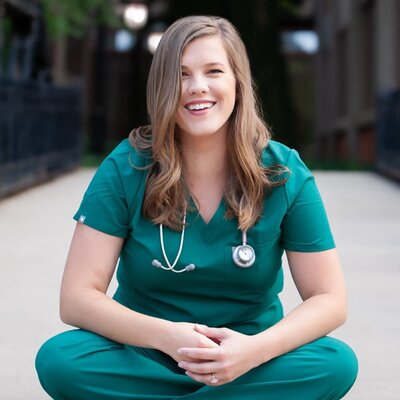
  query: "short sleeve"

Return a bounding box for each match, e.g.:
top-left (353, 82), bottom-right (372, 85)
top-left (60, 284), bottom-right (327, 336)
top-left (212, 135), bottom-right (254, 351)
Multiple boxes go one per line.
top-left (73, 156), bottom-right (129, 238)
top-left (280, 149), bottom-right (335, 252)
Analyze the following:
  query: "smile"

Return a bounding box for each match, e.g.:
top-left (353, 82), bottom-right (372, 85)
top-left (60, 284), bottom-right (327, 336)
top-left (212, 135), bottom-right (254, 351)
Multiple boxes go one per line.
top-left (185, 102), bottom-right (215, 111)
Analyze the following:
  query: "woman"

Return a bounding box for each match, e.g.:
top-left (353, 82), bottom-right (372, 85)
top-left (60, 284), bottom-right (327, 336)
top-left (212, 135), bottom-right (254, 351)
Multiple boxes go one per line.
top-left (36, 16), bottom-right (358, 399)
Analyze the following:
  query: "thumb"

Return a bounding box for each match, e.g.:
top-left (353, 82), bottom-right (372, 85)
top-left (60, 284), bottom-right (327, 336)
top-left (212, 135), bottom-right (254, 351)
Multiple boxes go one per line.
top-left (195, 323), bottom-right (229, 341)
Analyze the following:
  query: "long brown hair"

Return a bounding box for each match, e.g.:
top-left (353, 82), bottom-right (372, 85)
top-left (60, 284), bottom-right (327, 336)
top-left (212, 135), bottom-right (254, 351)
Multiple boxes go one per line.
top-left (130, 16), bottom-right (286, 231)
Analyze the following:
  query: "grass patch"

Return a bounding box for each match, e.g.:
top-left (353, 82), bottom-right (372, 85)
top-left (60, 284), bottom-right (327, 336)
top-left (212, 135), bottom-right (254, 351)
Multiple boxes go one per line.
top-left (81, 152), bottom-right (106, 168)
top-left (80, 138), bottom-right (123, 168)
top-left (305, 159), bottom-right (374, 171)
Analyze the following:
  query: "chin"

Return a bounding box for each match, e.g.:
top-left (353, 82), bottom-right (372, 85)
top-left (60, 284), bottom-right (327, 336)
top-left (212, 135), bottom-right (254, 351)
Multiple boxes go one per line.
top-left (186, 124), bottom-right (226, 138)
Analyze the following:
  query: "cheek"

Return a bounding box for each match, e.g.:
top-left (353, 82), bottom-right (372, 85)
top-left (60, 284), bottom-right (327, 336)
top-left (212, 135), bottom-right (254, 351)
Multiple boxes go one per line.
top-left (175, 109), bottom-right (185, 129)
top-left (224, 80), bottom-right (237, 107)
top-left (176, 90), bottom-right (187, 125)
top-left (226, 89), bottom-right (236, 112)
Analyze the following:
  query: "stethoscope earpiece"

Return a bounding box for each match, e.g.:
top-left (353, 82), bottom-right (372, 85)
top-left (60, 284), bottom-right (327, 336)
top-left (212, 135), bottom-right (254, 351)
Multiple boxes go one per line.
top-left (152, 259), bottom-right (196, 273)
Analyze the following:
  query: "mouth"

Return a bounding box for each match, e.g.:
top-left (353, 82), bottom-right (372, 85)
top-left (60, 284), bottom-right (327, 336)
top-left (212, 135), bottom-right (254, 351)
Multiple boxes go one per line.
top-left (184, 102), bottom-right (216, 111)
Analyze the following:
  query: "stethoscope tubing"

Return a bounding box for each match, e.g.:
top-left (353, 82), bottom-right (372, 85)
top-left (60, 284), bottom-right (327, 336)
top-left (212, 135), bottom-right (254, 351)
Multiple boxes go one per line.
top-left (152, 212), bottom-right (256, 273)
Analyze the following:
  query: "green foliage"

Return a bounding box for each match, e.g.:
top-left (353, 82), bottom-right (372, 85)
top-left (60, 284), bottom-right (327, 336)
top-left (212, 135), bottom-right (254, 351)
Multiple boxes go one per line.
top-left (40, 0), bottom-right (120, 39)
top-left (278, 0), bottom-right (301, 17)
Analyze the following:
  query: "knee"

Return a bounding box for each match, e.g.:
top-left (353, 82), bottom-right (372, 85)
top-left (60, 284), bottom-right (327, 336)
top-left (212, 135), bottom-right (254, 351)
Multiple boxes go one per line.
top-left (35, 330), bottom-right (82, 397)
top-left (36, 333), bottom-right (68, 393)
top-left (317, 337), bottom-right (358, 397)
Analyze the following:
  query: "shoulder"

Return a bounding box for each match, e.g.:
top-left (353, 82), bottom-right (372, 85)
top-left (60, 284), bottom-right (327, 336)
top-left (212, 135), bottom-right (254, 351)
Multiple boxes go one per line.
top-left (261, 139), bottom-right (292, 167)
top-left (262, 139), bottom-right (315, 203)
top-left (99, 138), bottom-right (150, 179)
top-left (105, 138), bottom-right (148, 168)
top-left (90, 138), bottom-right (150, 201)
top-left (262, 139), bottom-right (310, 176)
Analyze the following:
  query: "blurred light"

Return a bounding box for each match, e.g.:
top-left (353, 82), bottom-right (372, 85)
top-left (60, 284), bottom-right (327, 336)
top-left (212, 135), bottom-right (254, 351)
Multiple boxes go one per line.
top-left (281, 31), bottom-right (319, 54)
top-left (293, 31), bottom-right (319, 53)
top-left (123, 3), bottom-right (148, 30)
top-left (115, 30), bottom-right (136, 52)
top-left (147, 32), bottom-right (163, 54)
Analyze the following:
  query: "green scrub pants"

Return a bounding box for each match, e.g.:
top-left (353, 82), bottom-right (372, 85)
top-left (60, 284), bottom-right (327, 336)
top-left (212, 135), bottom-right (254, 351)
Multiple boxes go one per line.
top-left (36, 329), bottom-right (358, 399)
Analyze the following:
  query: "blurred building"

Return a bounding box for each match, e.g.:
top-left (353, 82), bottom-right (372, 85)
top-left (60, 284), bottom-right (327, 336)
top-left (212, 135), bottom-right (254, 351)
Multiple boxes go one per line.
top-left (43, 1), bottom-right (159, 154)
top-left (280, 4), bottom-right (318, 152)
top-left (313, 0), bottom-right (400, 178)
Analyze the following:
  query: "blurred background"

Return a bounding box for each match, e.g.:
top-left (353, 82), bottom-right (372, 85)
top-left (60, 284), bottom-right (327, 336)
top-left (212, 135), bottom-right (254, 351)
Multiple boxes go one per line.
top-left (1, 1), bottom-right (400, 399)
top-left (1, 0), bottom-right (399, 197)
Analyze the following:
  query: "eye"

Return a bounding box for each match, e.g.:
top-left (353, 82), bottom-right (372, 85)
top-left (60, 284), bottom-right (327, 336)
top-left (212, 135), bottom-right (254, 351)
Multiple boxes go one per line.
top-left (208, 69), bottom-right (223, 74)
top-left (181, 70), bottom-right (189, 77)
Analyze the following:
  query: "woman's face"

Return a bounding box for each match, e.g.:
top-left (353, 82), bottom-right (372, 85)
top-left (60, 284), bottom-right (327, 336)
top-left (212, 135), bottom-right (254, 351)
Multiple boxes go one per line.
top-left (175, 35), bottom-right (236, 141)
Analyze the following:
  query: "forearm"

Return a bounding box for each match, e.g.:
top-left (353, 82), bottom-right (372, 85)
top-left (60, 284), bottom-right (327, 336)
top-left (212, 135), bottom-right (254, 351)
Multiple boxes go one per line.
top-left (60, 288), bottom-right (172, 350)
top-left (254, 293), bottom-right (347, 365)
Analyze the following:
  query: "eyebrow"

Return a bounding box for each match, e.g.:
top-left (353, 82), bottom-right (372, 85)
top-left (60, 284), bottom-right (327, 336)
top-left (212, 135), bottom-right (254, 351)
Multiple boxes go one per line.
top-left (181, 62), bottom-right (225, 69)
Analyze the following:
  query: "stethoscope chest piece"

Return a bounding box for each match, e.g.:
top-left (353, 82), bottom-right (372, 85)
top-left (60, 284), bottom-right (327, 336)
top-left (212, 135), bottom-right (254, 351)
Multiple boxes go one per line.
top-left (232, 244), bottom-right (256, 268)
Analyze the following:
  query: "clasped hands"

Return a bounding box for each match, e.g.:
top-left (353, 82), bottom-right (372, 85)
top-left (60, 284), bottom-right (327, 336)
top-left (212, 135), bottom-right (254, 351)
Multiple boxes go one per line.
top-left (175, 323), bottom-right (261, 386)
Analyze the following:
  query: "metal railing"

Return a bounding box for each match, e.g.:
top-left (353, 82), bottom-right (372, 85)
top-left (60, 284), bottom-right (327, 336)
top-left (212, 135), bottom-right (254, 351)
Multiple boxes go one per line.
top-left (0, 79), bottom-right (82, 198)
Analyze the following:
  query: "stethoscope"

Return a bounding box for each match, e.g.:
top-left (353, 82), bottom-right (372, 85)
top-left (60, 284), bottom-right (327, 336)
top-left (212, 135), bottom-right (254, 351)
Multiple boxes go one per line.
top-left (151, 213), bottom-right (256, 273)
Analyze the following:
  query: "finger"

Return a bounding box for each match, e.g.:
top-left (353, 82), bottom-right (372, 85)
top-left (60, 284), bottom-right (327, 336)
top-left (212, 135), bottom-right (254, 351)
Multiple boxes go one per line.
top-left (195, 324), bottom-right (229, 341)
top-left (178, 360), bottom-right (218, 374)
top-left (177, 347), bottom-right (220, 360)
top-left (197, 335), bottom-right (220, 348)
top-left (185, 371), bottom-right (222, 386)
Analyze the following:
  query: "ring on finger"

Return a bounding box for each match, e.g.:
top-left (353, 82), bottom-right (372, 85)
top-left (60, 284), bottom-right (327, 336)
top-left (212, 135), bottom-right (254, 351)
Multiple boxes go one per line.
top-left (210, 372), bottom-right (219, 384)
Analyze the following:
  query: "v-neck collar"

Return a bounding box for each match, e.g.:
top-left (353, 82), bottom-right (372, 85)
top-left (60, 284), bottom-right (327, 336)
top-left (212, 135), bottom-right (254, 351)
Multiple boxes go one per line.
top-left (187, 197), bottom-right (226, 237)
top-left (197, 198), bottom-right (225, 227)
top-left (184, 197), bottom-right (239, 245)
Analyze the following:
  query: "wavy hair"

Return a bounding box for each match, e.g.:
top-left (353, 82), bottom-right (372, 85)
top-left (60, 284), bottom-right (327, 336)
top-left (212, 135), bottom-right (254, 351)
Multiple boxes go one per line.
top-left (130, 15), bottom-right (286, 231)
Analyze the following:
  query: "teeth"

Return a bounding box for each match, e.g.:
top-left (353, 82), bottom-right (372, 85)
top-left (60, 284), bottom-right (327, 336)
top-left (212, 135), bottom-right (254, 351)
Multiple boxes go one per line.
top-left (187, 102), bottom-right (214, 111)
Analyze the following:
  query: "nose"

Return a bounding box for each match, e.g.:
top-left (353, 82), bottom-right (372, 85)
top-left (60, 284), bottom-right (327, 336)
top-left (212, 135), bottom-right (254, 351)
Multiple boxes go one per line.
top-left (187, 74), bottom-right (209, 95)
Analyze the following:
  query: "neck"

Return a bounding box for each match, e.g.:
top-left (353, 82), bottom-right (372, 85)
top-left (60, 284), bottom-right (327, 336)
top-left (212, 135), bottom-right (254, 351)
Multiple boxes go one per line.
top-left (179, 132), bottom-right (228, 184)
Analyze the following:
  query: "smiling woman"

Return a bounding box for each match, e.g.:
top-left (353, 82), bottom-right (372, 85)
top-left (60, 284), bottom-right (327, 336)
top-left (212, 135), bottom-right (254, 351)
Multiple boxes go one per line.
top-left (35, 15), bottom-right (358, 400)
top-left (176, 36), bottom-right (236, 141)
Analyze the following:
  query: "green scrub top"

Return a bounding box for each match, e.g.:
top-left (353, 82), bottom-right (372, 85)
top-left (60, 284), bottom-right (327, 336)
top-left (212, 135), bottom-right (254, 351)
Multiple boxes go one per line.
top-left (74, 139), bottom-right (335, 336)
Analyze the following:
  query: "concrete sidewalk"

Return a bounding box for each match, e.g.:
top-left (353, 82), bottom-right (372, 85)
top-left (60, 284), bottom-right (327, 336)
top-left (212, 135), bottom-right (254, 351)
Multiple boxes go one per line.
top-left (0, 169), bottom-right (399, 399)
